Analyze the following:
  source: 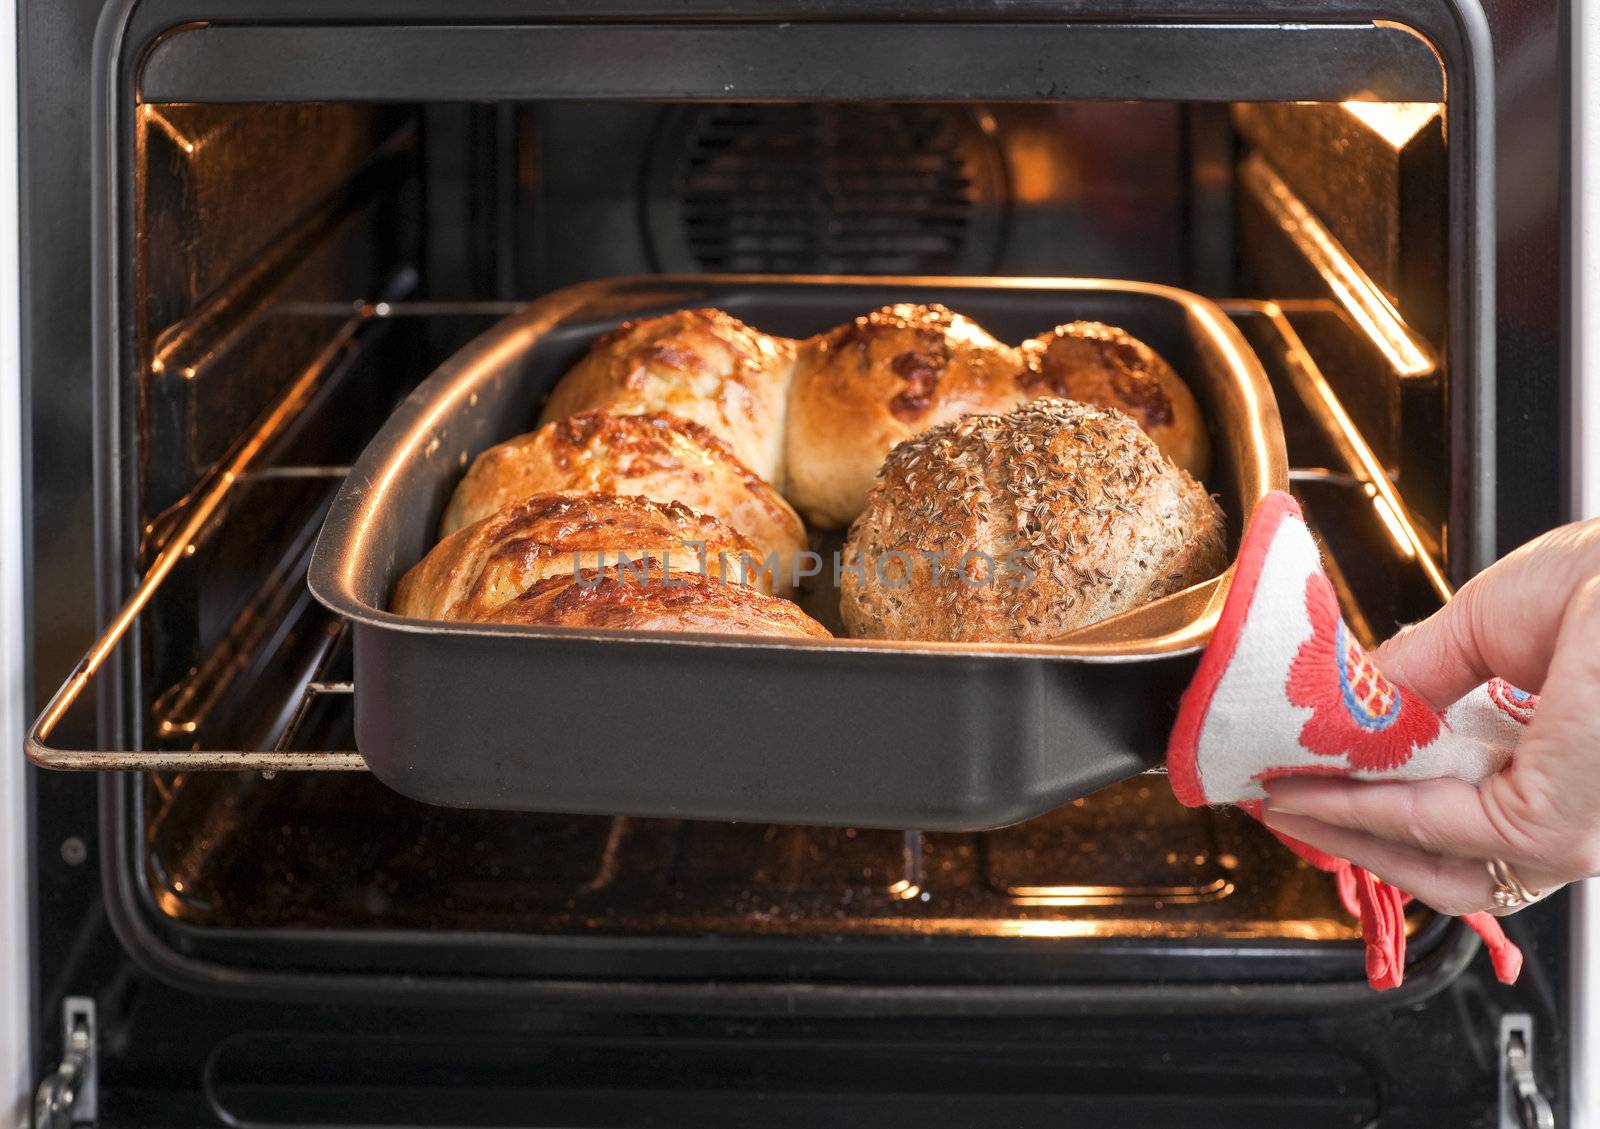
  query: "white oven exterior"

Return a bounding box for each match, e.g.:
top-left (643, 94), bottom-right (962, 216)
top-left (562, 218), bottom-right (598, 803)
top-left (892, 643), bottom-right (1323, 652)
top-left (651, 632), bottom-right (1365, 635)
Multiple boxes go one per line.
top-left (3, 0), bottom-right (34, 1121)
top-left (1570, 2), bottom-right (1600, 1126)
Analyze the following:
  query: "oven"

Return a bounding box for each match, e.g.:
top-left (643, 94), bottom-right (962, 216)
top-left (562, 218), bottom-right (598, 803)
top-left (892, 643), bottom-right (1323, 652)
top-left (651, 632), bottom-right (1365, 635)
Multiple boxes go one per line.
top-left (7, 2), bottom-right (1588, 1125)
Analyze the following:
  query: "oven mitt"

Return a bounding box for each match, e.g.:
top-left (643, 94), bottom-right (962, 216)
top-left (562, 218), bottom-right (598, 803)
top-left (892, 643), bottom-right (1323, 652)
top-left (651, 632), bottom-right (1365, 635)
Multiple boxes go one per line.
top-left (1166, 490), bottom-right (1531, 990)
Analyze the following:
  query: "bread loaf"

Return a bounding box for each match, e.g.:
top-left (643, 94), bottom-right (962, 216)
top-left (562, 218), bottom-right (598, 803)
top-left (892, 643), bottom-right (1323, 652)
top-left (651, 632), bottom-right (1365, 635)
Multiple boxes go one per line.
top-left (1017, 321), bottom-right (1210, 478)
top-left (441, 409), bottom-right (807, 592)
top-left (783, 304), bottom-right (1022, 529)
top-left (538, 308), bottom-right (796, 486)
top-left (473, 568), bottom-right (833, 640)
top-left (393, 493), bottom-right (762, 622)
top-left (839, 400), bottom-right (1226, 643)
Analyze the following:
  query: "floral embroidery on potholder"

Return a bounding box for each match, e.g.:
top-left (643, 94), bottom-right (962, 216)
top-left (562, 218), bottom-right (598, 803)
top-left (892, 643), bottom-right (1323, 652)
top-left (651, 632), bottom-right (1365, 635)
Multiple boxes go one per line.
top-left (1487, 677), bottom-right (1538, 725)
top-left (1286, 573), bottom-right (1440, 771)
top-left (1167, 490), bottom-right (1531, 990)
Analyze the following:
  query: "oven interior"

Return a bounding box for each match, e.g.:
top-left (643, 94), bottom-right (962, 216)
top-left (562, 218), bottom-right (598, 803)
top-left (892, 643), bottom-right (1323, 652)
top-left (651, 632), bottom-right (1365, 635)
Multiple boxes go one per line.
top-left (128, 96), bottom-right (1452, 960)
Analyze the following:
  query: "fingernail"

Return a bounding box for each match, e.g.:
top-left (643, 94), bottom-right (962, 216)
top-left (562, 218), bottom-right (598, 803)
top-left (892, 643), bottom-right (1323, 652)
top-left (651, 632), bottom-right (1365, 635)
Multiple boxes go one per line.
top-left (1261, 801), bottom-right (1304, 821)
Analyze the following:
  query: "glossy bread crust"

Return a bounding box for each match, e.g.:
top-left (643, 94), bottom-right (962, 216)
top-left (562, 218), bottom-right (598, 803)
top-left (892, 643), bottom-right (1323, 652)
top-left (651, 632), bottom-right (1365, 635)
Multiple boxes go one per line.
top-left (839, 400), bottom-right (1226, 643)
top-left (538, 308), bottom-right (797, 486)
top-left (1017, 321), bottom-right (1210, 478)
top-left (440, 408), bottom-right (807, 593)
top-left (393, 492), bottom-right (762, 622)
top-left (784, 304), bottom-right (1023, 529)
top-left (473, 568), bottom-right (834, 641)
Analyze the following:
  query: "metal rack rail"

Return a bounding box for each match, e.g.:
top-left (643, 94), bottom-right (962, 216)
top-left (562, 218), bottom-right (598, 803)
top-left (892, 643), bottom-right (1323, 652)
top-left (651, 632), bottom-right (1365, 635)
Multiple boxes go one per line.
top-left (26, 294), bottom-right (1450, 775)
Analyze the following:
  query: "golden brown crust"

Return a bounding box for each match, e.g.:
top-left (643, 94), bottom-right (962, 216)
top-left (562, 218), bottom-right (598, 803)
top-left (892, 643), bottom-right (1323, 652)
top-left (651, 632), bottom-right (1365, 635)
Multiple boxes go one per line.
top-left (472, 568), bottom-right (833, 640)
top-left (441, 409), bottom-right (807, 593)
top-left (784, 304), bottom-right (1024, 529)
top-left (393, 493), bottom-right (763, 622)
top-left (538, 308), bottom-right (797, 486)
top-left (839, 400), bottom-right (1226, 643)
top-left (1017, 321), bottom-right (1211, 478)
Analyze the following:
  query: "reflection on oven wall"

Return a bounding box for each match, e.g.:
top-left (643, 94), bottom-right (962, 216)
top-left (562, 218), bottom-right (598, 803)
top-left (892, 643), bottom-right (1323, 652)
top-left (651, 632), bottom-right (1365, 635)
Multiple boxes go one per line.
top-left (518, 103), bottom-right (1194, 294)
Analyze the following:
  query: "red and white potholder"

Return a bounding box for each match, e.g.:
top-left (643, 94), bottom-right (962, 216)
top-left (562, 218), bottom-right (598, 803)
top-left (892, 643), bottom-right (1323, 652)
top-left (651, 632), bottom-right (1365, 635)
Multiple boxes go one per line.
top-left (1167, 490), bottom-right (1531, 990)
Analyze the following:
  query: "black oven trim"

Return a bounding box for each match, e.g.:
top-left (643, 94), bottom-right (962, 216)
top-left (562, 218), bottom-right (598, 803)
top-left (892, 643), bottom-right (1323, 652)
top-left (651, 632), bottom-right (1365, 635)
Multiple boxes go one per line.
top-left (136, 20), bottom-right (1448, 104)
top-left (80, 0), bottom-right (1507, 1013)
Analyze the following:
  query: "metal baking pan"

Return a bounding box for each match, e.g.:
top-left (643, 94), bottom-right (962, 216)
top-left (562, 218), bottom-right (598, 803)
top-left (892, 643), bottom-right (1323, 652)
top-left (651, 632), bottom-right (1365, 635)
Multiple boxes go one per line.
top-left (308, 275), bottom-right (1287, 830)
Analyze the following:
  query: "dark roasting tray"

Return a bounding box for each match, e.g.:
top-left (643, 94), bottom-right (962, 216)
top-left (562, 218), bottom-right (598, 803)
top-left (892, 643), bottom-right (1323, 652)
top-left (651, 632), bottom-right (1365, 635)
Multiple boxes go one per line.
top-left (308, 276), bottom-right (1287, 829)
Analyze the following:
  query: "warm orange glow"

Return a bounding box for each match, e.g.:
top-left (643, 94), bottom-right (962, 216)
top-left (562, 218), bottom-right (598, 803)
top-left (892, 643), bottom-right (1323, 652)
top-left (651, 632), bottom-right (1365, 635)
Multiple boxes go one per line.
top-left (1243, 155), bottom-right (1435, 380)
top-left (1007, 129), bottom-right (1080, 204)
top-left (992, 918), bottom-right (1380, 941)
top-left (140, 105), bottom-right (198, 155)
top-left (1341, 100), bottom-right (1442, 149)
top-left (1008, 878), bottom-right (1233, 908)
top-left (1368, 488), bottom-right (1419, 561)
top-left (1240, 300), bottom-right (1451, 602)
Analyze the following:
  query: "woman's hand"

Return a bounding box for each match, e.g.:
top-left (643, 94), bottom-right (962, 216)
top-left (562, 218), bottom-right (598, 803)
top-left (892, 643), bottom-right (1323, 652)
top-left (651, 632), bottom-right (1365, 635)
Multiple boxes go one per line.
top-left (1261, 517), bottom-right (1600, 915)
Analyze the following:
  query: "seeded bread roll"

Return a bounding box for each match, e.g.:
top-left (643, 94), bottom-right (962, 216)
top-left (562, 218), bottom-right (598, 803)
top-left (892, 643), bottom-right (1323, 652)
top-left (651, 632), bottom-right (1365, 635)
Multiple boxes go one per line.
top-left (538, 308), bottom-right (796, 486)
top-left (784, 304), bottom-right (1023, 529)
top-left (839, 400), bottom-right (1226, 643)
top-left (1017, 321), bottom-right (1210, 478)
top-left (441, 409), bottom-right (807, 593)
top-left (473, 568), bottom-right (833, 641)
top-left (393, 493), bottom-right (764, 622)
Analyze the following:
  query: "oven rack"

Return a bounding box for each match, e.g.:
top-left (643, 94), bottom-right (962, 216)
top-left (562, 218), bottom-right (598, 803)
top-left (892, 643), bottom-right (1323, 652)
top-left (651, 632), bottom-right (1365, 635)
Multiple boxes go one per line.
top-left (25, 294), bottom-right (1447, 774)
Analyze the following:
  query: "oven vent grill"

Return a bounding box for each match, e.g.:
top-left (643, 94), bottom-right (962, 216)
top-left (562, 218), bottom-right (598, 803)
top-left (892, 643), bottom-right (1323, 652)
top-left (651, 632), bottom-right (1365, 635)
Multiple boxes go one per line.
top-left (648, 104), bottom-right (1006, 276)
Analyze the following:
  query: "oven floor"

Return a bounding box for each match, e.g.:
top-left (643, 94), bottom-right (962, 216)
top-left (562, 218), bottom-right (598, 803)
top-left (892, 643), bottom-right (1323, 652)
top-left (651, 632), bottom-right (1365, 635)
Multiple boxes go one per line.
top-left (145, 772), bottom-right (1401, 940)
